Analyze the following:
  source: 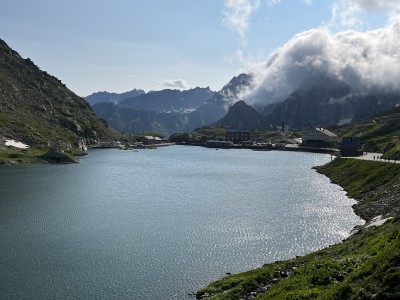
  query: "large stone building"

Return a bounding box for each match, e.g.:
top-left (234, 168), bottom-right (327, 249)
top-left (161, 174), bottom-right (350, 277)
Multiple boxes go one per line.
top-left (143, 136), bottom-right (166, 145)
top-left (225, 130), bottom-right (255, 144)
top-left (302, 128), bottom-right (338, 148)
top-left (340, 137), bottom-right (363, 157)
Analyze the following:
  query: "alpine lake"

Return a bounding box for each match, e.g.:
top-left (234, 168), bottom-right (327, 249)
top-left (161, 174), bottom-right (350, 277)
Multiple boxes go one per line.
top-left (0, 145), bottom-right (363, 299)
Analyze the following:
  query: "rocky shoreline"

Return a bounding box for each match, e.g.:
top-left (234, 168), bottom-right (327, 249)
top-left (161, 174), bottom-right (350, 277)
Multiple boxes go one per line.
top-left (196, 158), bottom-right (400, 299)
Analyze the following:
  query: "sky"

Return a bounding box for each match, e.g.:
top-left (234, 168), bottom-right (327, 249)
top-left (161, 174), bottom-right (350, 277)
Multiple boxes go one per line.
top-left (0, 0), bottom-right (394, 97)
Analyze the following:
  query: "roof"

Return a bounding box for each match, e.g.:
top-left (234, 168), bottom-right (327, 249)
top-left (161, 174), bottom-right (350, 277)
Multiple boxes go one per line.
top-left (341, 136), bottom-right (362, 147)
top-left (144, 136), bottom-right (155, 140)
top-left (226, 130), bottom-right (251, 133)
top-left (313, 128), bottom-right (338, 137)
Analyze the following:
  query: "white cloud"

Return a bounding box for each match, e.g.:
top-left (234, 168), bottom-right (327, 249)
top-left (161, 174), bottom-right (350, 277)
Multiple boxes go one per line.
top-left (268, 0), bottom-right (311, 6)
top-left (222, 0), bottom-right (261, 42)
top-left (330, 0), bottom-right (400, 30)
top-left (234, 0), bottom-right (400, 107)
top-left (349, 0), bottom-right (400, 14)
top-left (267, 0), bottom-right (282, 5)
top-left (244, 20), bottom-right (400, 106)
top-left (160, 79), bottom-right (191, 89)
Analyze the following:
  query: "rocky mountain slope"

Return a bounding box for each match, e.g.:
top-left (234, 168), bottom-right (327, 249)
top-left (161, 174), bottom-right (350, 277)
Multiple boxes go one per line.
top-left (258, 75), bottom-right (400, 129)
top-left (187, 73), bottom-right (253, 128)
top-left (118, 87), bottom-right (214, 113)
top-left (0, 38), bottom-right (125, 163)
top-left (92, 102), bottom-right (191, 136)
top-left (213, 100), bottom-right (273, 130)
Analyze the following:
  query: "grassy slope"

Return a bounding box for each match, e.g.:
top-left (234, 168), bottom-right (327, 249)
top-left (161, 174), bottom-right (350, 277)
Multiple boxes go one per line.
top-left (197, 159), bottom-right (400, 299)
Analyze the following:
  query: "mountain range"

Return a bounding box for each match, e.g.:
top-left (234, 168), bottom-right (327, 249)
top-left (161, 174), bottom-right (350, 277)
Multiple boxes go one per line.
top-left (86, 89), bottom-right (145, 106)
top-left (118, 87), bottom-right (214, 113)
top-left (86, 74), bottom-right (251, 136)
top-left (87, 71), bottom-right (400, 136)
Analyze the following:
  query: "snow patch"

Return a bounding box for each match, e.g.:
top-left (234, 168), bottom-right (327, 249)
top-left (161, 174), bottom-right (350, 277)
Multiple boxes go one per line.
top-left (365, 215), bottom-right (392, 228)
top-left (337, 118), bottom-right (353, 126)
top-left (5, 139), bottom-right (30, 149)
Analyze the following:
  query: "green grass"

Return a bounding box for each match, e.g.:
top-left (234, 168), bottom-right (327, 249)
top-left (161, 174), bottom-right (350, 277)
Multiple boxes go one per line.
top-left (197, 159), bottom-right (400, 299)
top-left (0, 147), bottom-right (47, 164)
top-left (198, 218), bottom-right (400, 299)
top-left (192, 126), bottom-right (227, 141)
top-left (315, 159), bottom-right (400, 198)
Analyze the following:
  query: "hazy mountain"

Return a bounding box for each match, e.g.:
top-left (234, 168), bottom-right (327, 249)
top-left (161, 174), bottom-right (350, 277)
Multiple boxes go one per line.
top-left (118, 87), bottom-right (214, 113)
top-left (91, 75), bottom-right (251, 136)
top-left (261, 75), bottom-right (400, 129)
top-left (85, 89), bottom-right (146, 106)
top-left (0, 38), bottom-right (122, 156)
top-left (92, 102), bottom-right (193, 137)
top-left (92, 102), bottom-right (158, 134)
top-left (214, 100), bottom-right (273, 130)
top-left (186, 73), bottom-right (253, 128)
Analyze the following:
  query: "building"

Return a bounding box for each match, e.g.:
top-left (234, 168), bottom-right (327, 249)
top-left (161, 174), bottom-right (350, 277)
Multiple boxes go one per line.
top-left (143, 136), bottom-right (166, 145)
top-left (225, 130), bottom-right (255, 144)
top-left (206, 140), bottom-right (234, 148)
top-left (340, 137), bottom-right (363, 157)
top-left (99, 141), bottom-right (122, 148)
top-left (154, 137), bottom-right (166, 144)
top-left (143, 136), bottom-right (155, 145)
top-left (302, 128), bottom-right (338, 148)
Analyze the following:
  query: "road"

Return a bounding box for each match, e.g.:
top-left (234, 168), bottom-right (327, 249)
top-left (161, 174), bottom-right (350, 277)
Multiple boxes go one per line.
top-left (346, 152), bottom-right (400, 163)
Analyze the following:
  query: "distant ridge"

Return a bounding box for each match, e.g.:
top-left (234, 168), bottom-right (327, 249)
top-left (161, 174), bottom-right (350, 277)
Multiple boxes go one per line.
top-left (85, 89), bottom-right (146, 106)
top-left (118, 87), bottom-right (214, 113)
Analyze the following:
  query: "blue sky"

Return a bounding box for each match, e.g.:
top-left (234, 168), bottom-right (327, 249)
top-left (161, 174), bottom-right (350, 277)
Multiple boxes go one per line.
top-left (0, 0), bottom-right (391, 96)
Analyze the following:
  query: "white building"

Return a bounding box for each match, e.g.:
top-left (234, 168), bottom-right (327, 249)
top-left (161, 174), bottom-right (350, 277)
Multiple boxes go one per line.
top-left (302, 128), bottom-right (338, 148)
top-left (143, 136), bottom-right (166, 145)
top-left (99, 141), bottom-right (122, 148)
top-left (143, 136), bottom-right (155, 145)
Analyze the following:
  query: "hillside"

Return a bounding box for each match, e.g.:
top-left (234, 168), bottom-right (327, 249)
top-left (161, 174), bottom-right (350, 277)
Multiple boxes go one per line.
top-left (197, 159), bottom-right (400, 299)
top-left (0, 39), bottom-right (126, 164)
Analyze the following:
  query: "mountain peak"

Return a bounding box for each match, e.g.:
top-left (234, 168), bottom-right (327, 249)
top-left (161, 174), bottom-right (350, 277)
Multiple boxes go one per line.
top-left (213, 100), bottom-right (273, 130)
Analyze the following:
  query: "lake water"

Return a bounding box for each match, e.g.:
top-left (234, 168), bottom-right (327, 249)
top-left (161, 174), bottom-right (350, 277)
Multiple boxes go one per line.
top-left (0, 146), bottom-right (363, 299)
